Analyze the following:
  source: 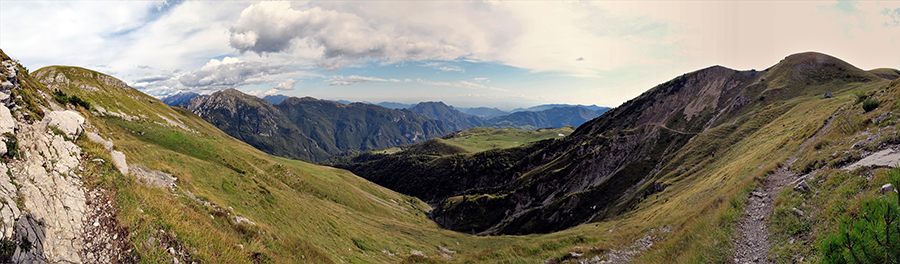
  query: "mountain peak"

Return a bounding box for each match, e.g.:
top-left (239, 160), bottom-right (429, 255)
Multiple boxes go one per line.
top-left (34, 65), bottom-right (130, 92)
top-left (765, 51), bottom-right (880, 86)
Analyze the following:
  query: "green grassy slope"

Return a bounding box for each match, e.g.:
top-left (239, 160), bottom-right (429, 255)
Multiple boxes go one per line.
top-left (27, 64), bottom-right (484, 263)
top-left (10, 49), bottom-right (899, 264)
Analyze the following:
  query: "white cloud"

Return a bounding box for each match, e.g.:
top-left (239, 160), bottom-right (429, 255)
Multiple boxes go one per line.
top-left (229, 2), bottom-right (468, 70)
top-left (274, 78), bottom-right (298, 90)
top-left (264, 88), bottom-right (280, 95)
top-left (438, 66), bottom-right (464, 73)
top-left (130, 57), bottom-right (306, 96)
top-left (327, 75), bottom-right (399, 86)
top-left (421, 62), bottom-right (465, 72)
top-left (177, 57), bottom-right (294, 89)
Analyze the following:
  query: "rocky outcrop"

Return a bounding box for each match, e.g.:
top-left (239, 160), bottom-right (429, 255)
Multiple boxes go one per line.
top-left (11, 214), bottom-right (47, 263)
top-left (43, 110), bottom-right (85, 140)
top-left (4, 110), bottom-right (88, 262)
top-left (129, 164), bottom-right (176, 189)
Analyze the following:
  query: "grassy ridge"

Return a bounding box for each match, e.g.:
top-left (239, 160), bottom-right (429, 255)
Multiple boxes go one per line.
top-left (13, 51), bottom-right (900, 263)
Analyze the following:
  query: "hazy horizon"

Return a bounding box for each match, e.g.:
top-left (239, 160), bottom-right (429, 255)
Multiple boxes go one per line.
top-left (2, 1), bottom-right (899, 109)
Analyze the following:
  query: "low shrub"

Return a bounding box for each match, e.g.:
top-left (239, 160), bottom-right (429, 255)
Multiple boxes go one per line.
top-left (862, 99), bottom-right (880, 112)
top-left (819, 169), bottom-right (900, 263)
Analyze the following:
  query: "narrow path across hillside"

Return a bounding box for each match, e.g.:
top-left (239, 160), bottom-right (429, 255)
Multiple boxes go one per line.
top-left (732, 161), bottom-right (796, 264)
top-left (732, 117), bottom-right (832, 264)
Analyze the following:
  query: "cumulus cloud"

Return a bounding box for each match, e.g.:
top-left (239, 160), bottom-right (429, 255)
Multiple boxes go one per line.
top-left (274, 78), bottom-right (298, 90)
top-left (177, 57), bottom-right (294, 88)
top-left (129, 56), bottom-right (305, 97)
top-left (229, 2), bottom-right (468, 70)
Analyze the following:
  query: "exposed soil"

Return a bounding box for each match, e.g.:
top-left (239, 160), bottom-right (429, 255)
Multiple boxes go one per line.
top-left (81, 188), bottom-right (133, 263)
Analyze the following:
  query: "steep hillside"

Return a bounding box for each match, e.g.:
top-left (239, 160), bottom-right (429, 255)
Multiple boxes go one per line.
top-left (182, 90), bottom-right (451, 162)
top-left (488, 106), bottom-right (600, 130)
top-left (409, 101), bottom-right (487, 132)
top-left (337, 52), bottom-right (889, 238)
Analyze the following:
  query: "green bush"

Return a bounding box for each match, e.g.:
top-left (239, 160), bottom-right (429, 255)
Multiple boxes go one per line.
top-left (52, 89), bottom-right (90, 110)
top-left (820, 169), bottom-right (900, 263)
top-left (863, 99), bottom-right (880, 112)
top-left (2, 132), bottom-right (18, 159)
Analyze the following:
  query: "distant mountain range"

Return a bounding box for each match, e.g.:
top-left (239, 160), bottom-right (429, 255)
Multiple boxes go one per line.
top-left (263, 94), bottom-right (290, 104)
top-left (161, 91), bottom-right (203, 106)
top-left (459, 107), bottom-right (509, 119)
top-left (512, 104), bottom-right (610, 113)
top-left (408, 102), bottom-right (487, 131)
top-left (168, 92), bottom-right (613, 160)
top-left (181, 89), bottom-right (451, 162)
top-left (164, 92), bottom-right (611, 131)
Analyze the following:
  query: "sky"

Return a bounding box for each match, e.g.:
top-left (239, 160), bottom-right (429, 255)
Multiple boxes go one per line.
top-left (1, 0), bottom-right (899, 110)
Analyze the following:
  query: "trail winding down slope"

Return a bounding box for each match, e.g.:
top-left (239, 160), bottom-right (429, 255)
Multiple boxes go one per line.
top-left (733, 117), bottom-right (833, 263)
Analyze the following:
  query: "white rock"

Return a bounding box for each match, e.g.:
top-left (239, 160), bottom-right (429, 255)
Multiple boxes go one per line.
top-left (43, 110), bottom-right (85, 140)
top-left (882, 183), bottom-right (896, 194)
top-left (0, 105), bottom-right (16, 135)
top-left (233, 215), bottom-right (256, 226)
top-left (111, 150), bottom-right (128, 175)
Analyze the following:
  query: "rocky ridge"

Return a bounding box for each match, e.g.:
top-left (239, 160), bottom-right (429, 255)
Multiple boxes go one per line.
top-left (0, 55), bottom-right (136, 263)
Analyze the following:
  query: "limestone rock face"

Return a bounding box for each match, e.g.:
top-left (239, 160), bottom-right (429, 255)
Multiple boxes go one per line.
top-left (0, 97), bottom-right (15, 134)
top-left (42, 110), bottom-right (85, 140)
top-left (6, 114), bottom-right (87, 263)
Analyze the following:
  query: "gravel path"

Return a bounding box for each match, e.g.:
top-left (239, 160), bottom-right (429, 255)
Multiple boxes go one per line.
top-left (732, 164), bottom-right (796, 264)
top-left (732, 117), bottom-right (832, 263)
